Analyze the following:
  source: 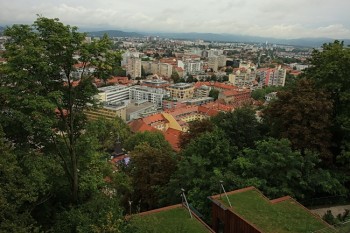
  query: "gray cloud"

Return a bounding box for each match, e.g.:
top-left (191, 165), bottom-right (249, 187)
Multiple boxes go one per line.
top-left (0, 0), bottom-right (349, 39)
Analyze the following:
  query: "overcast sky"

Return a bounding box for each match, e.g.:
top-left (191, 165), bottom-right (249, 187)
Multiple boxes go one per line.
top-left (1, 0), bottom-right (350, 39)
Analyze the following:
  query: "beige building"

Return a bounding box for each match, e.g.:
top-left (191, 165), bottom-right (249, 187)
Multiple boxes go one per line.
top-left (85, 102), bottom-right (127, 121)
top-left (127, 57), bottom-right (141, 78)
top-left (167, 83), bottom-right (194, 100)
top-left (142, 61), bottom-right (173, 77)
top-left (208, 56), bottom-right (219, 72)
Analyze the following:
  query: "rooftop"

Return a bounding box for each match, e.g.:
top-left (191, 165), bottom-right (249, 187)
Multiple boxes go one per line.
top-left (212, 187), bottom-right (335, 233)
top-left (129, 204), bottom-right (213, 233)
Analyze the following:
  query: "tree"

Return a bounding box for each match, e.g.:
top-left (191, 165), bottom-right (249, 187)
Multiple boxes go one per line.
top-left (170, 71), bottom-right (180, 83)
top-left (0, 17), bottom-right (116, 203)
top-left (179, 119), bottom-right (214, 149)
top-left (124, 131), bottom-right (172, 152)
top-left (0, 126), bottom-right (62, 232)
top-left (84, 117), bottom-right (131, 153)
top-left (211, 107), bottom-right (262, 150)
top-left (263, 78), bottom-right (333, 162)
top-left (209, 88), bottom-right (219, 100)
top-left (232, 138), bottom-right (346, 201)
top-left (165, 129), bottom-right (237, 221)
top-left (127, 143), bottom-right (177, 211)
top-left (303, 41), bottom-right (350, 155)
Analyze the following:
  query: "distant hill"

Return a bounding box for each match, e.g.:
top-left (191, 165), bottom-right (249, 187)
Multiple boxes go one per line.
top-left (87, 30), bottom-right (144, 38)
top-left (0, 26), bottom-right (4, 35)
top-left (86, 29), bottom-right (350, 47)
top-left (153, 32), bottom-right (350, 47)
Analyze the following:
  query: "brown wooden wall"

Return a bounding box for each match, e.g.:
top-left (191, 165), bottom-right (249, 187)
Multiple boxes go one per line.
top-left (211, 200), bottom-right (261, 233)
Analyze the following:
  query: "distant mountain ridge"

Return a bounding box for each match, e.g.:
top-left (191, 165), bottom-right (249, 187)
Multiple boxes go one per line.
top-left (0, 26), bottom-right (4, 35)
top-left (87, 30), bottom-right (143, 38)
top-left (86, 29), bottom-right (350, 47)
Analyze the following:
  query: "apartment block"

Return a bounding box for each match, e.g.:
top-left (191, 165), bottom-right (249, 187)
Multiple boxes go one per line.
top-left (126, 57), bottom-right (142, 79)
top-left (167, 83), bottom-right (195, 100)
top-left (129, 85), bottom-right (169, 108)
top-left (96, 85), bottom-right (130, 103)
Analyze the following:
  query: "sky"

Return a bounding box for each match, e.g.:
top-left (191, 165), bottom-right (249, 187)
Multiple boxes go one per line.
top-left (1, 0), bottom-right (350, 39)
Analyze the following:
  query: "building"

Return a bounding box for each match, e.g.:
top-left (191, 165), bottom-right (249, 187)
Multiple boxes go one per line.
top-left (208, 56), bottom-right (219, 72)
top-left (126, 100), bottom-right (157, 121)
top-left (194, 84), bottom-right (211, 98)
top-left (96, 85), bottom-right (130, 103)
top-left (127, 57), bottom-right (142, 78)
top-left (142, 62), bottom-right (173, 77)
top-left (85, 102), bottom-right (127, 121)
top-left (167, 83), bottom-right (195, 100)
top-left (184, 60), bottom-right (203, 74)
top-left (257, 67), bottom-right (286, 87)
top-left (218, 89), bottom-right (251, 106)
top-left (209, 186), bottom-right (334, 233)
top-left (229, 69), bottom-right (256, 87)
top-left (129, 85), bottom-right (169, 108)
top-left (141, 79), bottom-right (170, 89)
top-left (217, 55), bottom-right (227, 67)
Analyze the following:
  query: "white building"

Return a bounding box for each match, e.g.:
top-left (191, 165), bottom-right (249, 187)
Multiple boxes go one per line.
top-left (129, 85), bottom-right (169, 108)
top-left (96, 85), bottom-right (130, 103)
top-left (184, 60), bottom-right (203, 74)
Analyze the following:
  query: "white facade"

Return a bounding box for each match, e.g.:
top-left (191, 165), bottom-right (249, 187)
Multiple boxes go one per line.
top-left (129, 85), bottom-right (169, 108)
top-left (97, 85), bottom-right (130, 103)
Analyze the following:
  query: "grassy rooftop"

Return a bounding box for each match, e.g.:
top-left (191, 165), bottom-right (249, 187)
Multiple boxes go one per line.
top-left (129, 206), bottom-right (211, 233)
top-left (219, 189), bottom-right (336, 233)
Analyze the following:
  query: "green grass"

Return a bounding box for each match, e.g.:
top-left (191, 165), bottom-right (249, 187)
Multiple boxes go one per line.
top-left (220, 190), bottom-right (336, 233)
top-left (129, 207), bottom-right (211, 233)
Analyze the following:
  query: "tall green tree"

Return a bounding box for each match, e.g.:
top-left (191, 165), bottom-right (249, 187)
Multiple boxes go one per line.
top-left (303, 41), bottom-right (350, 156)
top-left (209, 88), bottom-right (219, 100)
top-left (179, 119), bottom-right (214, 149)
top-left (0, 17), bottom-right (116, 203)
top-left (127, 143), bottom-right (177, 211)
top-left (233, 138), bottom-right (346, 201)
top-left (211, 107), bottom-right (262, 150)
top-left (263, 78), bottom-right (333, 161)
top-left (166, 129), bottom-right (237, 221)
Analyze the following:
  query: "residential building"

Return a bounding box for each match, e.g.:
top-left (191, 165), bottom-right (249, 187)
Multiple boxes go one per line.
top-left (257, 67), bottom-right (286, 87)
top-left (218, 88), bottom-right (251, 106)
top-left (167, 83), bottom-right (195, 100)
top-left (194, 84), bottom-right (211, 98)
top-left (141, 79), bottom-right (170, 89)
top-left (96, 85), bottom-right (130, 103)
top-left (126, 57), bottom-right (142, 78)
top-left (229, 69), bottom-right (256, 87)
top-left (208, 56), bottom-right (219, 72)
top-left (183, 60), bottom-right (203, 74)
top-left (126, 100), bottom-right (157, 121)
top-left (217, 55), bottom-right (227, 67)
top-left (85, 102), bottom-right (127, 121)
top-left (129, 85), bottom-right (169, 108)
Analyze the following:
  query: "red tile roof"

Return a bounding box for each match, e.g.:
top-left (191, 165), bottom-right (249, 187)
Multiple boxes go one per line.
top-left (142, 113), bottom-right (169, 125)
top-left (128, 119), bottom-right (158, 133)
top-left (163, 128), bottom-right (181, 152)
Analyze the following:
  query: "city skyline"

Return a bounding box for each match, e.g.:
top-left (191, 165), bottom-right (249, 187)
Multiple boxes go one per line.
top-left (1, 0), bottom-right (350, 39)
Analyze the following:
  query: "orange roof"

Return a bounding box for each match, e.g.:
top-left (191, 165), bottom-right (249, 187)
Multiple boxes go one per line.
top-left (73, 62), bottom-right (90, 69)
top-left (142, 113), bottom-right (169, 125)
top-left (222, 89), bottom-right (251, 97)
top-left (128, 119), bottom-right (158, 133)
top-left (163, 128), bottom-right (181, 152)
top-left (194, 81), bottom-right (237, 90)
top-left (198, 106), bottom-right (219, 117)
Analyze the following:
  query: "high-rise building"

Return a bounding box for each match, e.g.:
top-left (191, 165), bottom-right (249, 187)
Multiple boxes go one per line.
top-left (208, 56), bottom-right (219, 72)
top-left (127, 57), bottom-right (142, 79)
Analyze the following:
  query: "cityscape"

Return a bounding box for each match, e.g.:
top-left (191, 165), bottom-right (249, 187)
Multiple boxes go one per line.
top-left (0, 1), bottom-right (350, 233)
